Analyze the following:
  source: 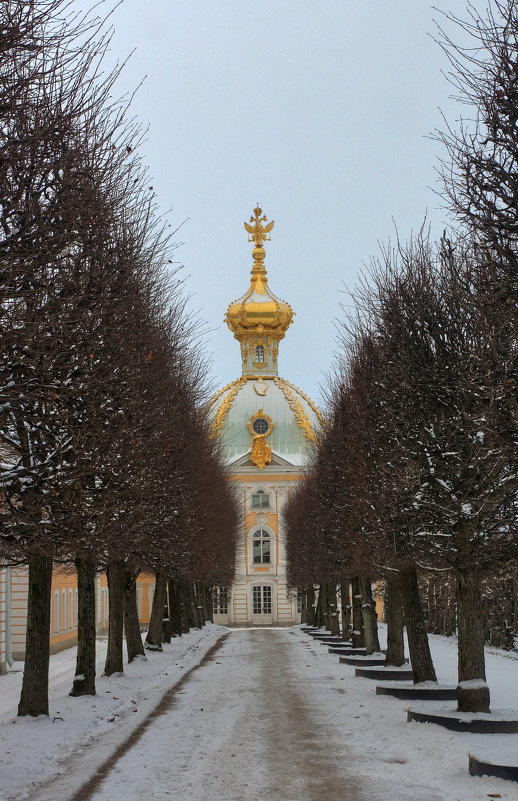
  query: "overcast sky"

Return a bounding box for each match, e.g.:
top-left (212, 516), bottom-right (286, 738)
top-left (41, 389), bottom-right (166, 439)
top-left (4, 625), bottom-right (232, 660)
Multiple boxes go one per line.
top-left (100, 0), bottom-right (477, 405)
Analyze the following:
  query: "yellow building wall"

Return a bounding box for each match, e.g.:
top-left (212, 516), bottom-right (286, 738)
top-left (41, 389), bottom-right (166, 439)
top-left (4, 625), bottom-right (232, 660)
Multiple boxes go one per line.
top-left (0, 569), bottom-right (6, 674)
top-left (375, 582), bottom-right (385, 623)
top-left (10, 566), bottom-right (156, 659)
top-left (49, 569), bottom-right (78, 654)
top-left (11, 568), bottom-right (29, 661)
top-left (96, 570), bottom-right (155, 633)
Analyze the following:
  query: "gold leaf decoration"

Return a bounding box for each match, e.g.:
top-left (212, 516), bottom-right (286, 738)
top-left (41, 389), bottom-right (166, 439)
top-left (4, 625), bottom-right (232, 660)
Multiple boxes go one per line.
top-left (209, 377), bottom-right (247, 439)
top-left (274, 377), bottom-right (319, 445)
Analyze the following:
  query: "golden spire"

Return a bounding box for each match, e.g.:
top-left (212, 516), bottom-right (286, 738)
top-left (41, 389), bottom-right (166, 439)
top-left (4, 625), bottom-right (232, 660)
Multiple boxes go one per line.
top-left (226, 205), bottom-right (293, 377)
top-left (244, 204), bottom-right (275, 248)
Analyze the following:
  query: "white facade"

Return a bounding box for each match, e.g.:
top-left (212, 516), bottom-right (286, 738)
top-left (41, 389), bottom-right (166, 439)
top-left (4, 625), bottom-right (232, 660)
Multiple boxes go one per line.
top-left (213, 452), bottom-right (304, 626)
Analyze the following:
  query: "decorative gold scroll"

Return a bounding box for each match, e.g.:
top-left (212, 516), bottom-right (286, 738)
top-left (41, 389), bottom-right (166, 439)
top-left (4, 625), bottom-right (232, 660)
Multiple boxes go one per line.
top-left (273, 377), bottom-right (319, 445)
top-left (209, 377), bottom-right (247, 439)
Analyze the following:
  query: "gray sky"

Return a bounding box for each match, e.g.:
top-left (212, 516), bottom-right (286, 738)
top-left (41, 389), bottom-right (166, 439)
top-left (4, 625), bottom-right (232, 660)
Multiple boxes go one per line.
top-left (102, 0), bottom-right (476, 405)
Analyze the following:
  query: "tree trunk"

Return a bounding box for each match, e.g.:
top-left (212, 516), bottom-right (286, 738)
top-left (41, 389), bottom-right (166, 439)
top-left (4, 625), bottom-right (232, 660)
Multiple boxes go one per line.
top-left (340, 577), bottom-right (352, 642)
top-left (18, 554), bottom-right (53, 716)
top-left (306, 584), bottom-right (316, 626)
top-left (359, 576), bottom-right (381, 654)
top-left (191, 582), bottom-right (203, 628)
top-left (123, 570), bottom-right (145, 662)
top-left (456, 566), bottom-right (490, 712)
top-left (443, 584), bottom-right (456, 637)
top-left (204, 585), bottom-right (214, 623)
top-left (197, 582), bottom-right (209, 625)
top-left (180, 578), bottom-right (193, 632)
top-left (146, 572), bottom-right (168, 651)
top-left (400, 563), bottom-right (437, 684)
top-left (169, 578), bottom-right (183, 636)
top-left (162, 585), bottom-right (172, 644)
top-left (351, 577), bottom-right (364, 648)
top-left (326, 580), bottom-right (340, 636)
top-left (426, 581), bottom-right (437, 634)
top-left (320, 580), bottom-right (330, 631)
top-left (384, 572), bottom-right (405, 667)
top-left (104, 560), bottom-right (125, 676)
top-left (70, 558), bottom-right (97, 696)
top-left (300, 588), bottom-right (307, 624)
top-left (313, 583), bottom-right (323, 627)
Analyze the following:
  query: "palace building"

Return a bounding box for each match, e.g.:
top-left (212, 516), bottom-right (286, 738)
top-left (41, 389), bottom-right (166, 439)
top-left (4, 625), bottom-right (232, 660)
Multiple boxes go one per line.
top-left (208, 206), bottom-right (323, 626)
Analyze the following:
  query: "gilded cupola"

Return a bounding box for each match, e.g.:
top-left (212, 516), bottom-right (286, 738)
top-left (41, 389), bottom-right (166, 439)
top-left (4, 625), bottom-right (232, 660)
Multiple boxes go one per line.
top-left (225, 205), bottom-right (294, 376)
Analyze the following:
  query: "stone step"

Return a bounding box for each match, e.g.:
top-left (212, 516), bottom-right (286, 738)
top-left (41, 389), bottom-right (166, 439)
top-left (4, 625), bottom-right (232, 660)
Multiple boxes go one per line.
top-left (317, 639), bottom-right (351, 646)
top-left (407, 706), bottom-right (518, 733)
top-left (376, 683), bottom-right (457, 700)
top-left (355, 665), bottom-right (413, 681)
top-left (340, 654), bottom-right (386, 667)
top-left (469, 753), bottom-right (518, 782)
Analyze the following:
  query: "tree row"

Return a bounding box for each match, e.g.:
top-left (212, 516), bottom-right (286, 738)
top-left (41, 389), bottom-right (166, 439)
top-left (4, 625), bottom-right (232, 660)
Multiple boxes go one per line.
top-left (284, 0), bottom-right (518, 715)
top-left (0, 1), bottom-right (238, 716)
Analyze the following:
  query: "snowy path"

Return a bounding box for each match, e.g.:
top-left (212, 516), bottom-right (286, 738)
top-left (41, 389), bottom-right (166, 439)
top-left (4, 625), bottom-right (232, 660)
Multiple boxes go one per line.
top-left (86, 628), bottom-right (364, 801)
top-left (3, 626), bottom-right (518, 801)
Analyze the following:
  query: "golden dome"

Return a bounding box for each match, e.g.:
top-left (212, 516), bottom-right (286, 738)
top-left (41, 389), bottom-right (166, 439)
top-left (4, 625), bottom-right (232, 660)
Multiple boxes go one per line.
top-left (225, 206), bottom-right (294, 376)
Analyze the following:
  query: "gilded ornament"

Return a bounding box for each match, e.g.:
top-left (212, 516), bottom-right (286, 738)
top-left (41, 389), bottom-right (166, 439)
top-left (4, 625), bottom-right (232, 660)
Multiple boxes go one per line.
top-left (244, 205), bottom-right (275, 247)
top-left (247, 409), bottom-right (274, 438)
top-left (277, 377), bottom-right (325, 427)
top-left (209, 377), bottom-right (247, 439)
top-left (274, 377), bottom-right (318, 445)
top-left (250, 436), bottom-right (272, 470)
top-left (224, 206), bottom-right (294, 377)
top-left (254, 378), bottom-right (269, 396)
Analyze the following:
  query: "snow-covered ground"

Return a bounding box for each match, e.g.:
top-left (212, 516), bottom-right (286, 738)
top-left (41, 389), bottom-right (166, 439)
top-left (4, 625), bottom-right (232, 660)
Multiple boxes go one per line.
top-left (296, 627), bottom-right (518, 800)
top-left (0, 625), bottom-right (228, 801)
top-left (1, 624), bottom-right (517, 801)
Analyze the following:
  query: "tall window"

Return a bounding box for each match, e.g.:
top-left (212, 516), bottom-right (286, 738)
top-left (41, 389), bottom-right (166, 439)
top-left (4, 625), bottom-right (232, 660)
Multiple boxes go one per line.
top-left (61, 589), bottom-right (66, 631)
top-left (253, 530), bottom-right (271, 564)
top-left (252, 490), bottom-right (269, 508)
top-left (255, 345), bottom-right (265, 363)
top-left (53, 590), bottom-right (59, 634)
top-left (212, 586), bottom-right (228, 615)
top-left (253, 586), bottom-right (272, 614)
top-left (68, 589), bottom-right (73, 629)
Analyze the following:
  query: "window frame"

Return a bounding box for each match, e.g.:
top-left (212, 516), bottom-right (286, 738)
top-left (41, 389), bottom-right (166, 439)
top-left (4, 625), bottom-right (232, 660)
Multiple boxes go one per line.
top-left (254, 344), bottom-right (266, 364)
top-left (68, 588), bottom-right (73, 629)
top-left (252, 489), bottom-right (270, 508)
top-left (53, 590), bottom-right (59, 634)
top-left (61, 589), bottom-right (66, 632)
top-left (252, 529), bottom-right (271, 564)
top-left (212, 586), bottom-right (229, 615)
top-left (253, 585), bottom-right (272, 614)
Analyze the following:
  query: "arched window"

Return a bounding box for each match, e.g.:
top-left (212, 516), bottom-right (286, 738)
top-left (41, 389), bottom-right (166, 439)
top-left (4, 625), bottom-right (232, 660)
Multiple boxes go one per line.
top-left (252, 489), bottom-right (269, 508)
top-left (255, 345), bottom-right (265, 363)
top-left (253, 530), bottom-right (271, 564)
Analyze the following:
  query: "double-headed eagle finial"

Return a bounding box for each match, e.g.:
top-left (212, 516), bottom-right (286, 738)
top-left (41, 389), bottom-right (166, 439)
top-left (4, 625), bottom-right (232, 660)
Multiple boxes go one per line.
top-left (244, 204), bottom-right (274, 248)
